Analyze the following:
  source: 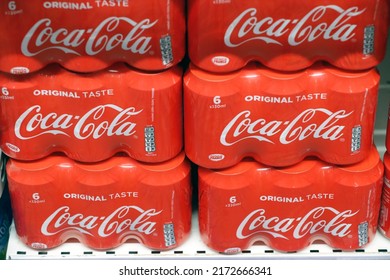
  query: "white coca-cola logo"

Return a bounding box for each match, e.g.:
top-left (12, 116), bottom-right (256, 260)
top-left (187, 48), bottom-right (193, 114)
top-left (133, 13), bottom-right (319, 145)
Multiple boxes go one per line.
top-left (41, 206), bottom-right (162, 237)
top-left (15, 104), bottom-right (143, 140)
top-left (236, 207), bottom-right (358, 240)
top-left (225, 5), bottom-right (365, 47)
top-left (220, 108), bottom-right (352, 146)
top-left (21, 17), bottom-right (158, 56)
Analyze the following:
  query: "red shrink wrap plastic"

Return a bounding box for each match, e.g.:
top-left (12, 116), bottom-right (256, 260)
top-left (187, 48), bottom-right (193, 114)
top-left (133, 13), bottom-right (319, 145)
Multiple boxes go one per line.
top-left (198, 146), bottom-right (383, 253)
top-left (7, 152), bottom-right (192, 250)
top-left (386, 103), bottom-right (390, 152)
top-left (188, 0), bottom-right (389, 72)
top-left (0, 0), bottom-right (185, 73)
top-left (379, 152), bottom-right (390, 240)
top-left (184, 63), bottom-right (379, 168)
top-left (0, 63), bottom-right (183, 163)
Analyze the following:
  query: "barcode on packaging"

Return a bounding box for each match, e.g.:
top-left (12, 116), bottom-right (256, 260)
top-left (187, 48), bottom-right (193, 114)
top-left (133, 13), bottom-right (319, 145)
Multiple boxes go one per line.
top-left (363, 25), bottom-right (375, 55)
top-left (145, 126), bottom-right (156, 152)
top-left (351, 126), bottom-right (361, 152)
top-left (358, 221), bottom-right (368, 247)
top-left (160, 35), bottom-right (173, 65)
top-left (164, 223), bottom-right (176, 247)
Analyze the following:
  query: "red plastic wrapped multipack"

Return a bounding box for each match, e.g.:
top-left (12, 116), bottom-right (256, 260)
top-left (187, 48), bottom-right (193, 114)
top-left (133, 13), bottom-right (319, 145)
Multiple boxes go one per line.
top-left (198, 146), bottom-right (383, 253)
top-left (6, 152), bottom-right (192, 251)
top-left (188, 0), bottom-right (389, 72)
top-left (386, 103), bottom-right (390, 151)
top-left (184, 63), bottom-right (379, 168)
top-left (0, 0), bottom-right (185, 73)
top-left (0, 63), bottom-right (182, 163)
top-left (379, 152), bottom-right (390, 240)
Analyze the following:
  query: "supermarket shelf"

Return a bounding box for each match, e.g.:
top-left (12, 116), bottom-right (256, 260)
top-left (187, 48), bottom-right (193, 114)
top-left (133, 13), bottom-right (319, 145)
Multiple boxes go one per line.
top-left (6, 212), bottom-right (390, 260)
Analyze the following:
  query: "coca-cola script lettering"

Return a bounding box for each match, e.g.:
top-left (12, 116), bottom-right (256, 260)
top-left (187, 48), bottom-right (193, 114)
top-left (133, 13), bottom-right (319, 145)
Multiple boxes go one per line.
top-left (41, 206), bottom-right (162, 237)
top-left (224, 5), bottom-right (365, 47)
top-left (236, 207), bottom-right (359, 240)
top-left (220, 108), bottom-right (352, 146)
top-left (21, 17), bottom-right (158, 56)
top-left (14, 104), bottom-right (143, 140)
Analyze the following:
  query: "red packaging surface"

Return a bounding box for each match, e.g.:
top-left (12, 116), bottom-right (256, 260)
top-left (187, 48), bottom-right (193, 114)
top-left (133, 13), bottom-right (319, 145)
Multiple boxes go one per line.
top-left (0, 63), bottom-right (182, 163)
top-left (386, 103), bottom-right (390, 151)
top-left (188, 0), bottom-right (389, 72)
top-left (379, 152), bottom-right (390, 239)
top-left (0, 0), bottom-right (185, 73)
top-left (198, 146), bottom-right (383, 253)
top-left (184, 63), bottom-right (379, 168)
top-left (7, 152), bottom-right (192, 250)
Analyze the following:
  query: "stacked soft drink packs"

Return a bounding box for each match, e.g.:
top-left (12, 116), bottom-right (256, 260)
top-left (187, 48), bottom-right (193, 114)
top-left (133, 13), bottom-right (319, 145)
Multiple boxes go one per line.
top-left (0, 64), bottom-right (183, 163)
top-left (7, 152), bottom-right (191, 250)
top-left (0, 0), bottom-right (185, 73)
top-left (0, 0), bottom-right (191, 251)
top-left (186, 0), bottom-right (389, 253)
top-left (198, 147), bottom-right (383, 253)
top-left (378, 106), bottom-right (390, 240)
top-left (184, 64), bottom-right (380, 168)
top-left (188, 0), bottom-right (389, 73)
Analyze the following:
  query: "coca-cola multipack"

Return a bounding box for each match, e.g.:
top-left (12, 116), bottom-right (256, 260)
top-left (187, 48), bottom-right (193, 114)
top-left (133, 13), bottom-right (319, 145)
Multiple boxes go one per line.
top-left (0, 63), bottom-right (183, 163)
top-left (0, 0), bottom-right (185, 73)
top-left (6, 152), bottom-right (192, 250)
top-left (379, 106), bottom-right (390, 240)
top-left (184, 63), bottom-right (379, 168)
top-left (379, 152), bottom-right (390, 240)
top-left (386, 104), bottom-right (390, 152)
top-left (198, 147), bottom-right (384, 253)
top-left (188, 0), bottom-right (389, 72)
